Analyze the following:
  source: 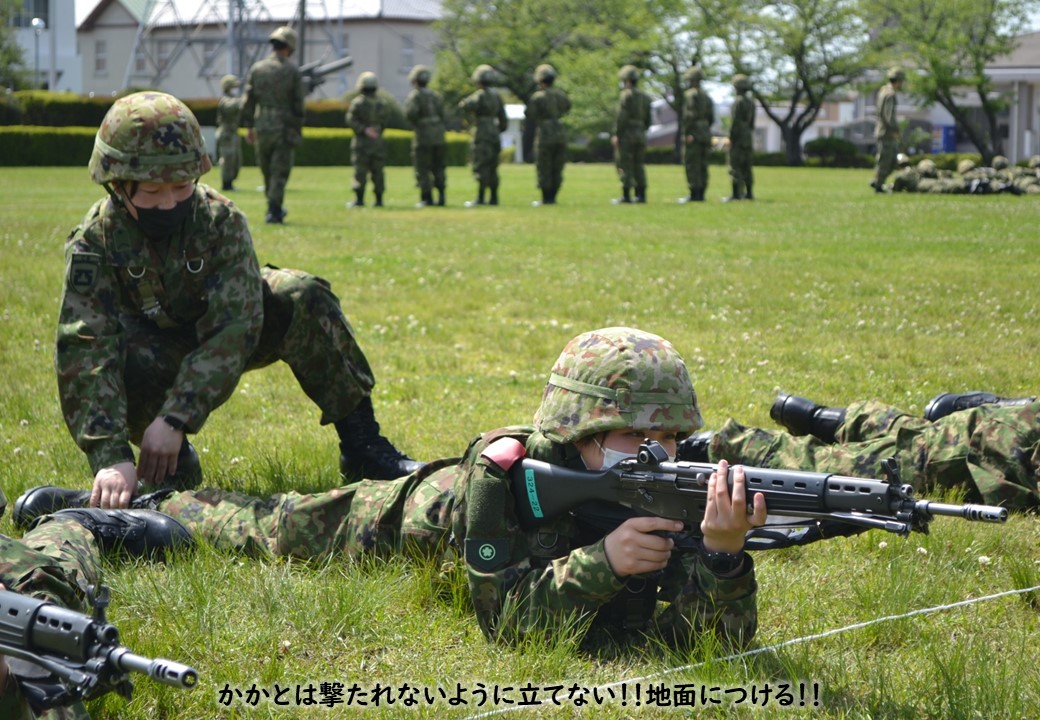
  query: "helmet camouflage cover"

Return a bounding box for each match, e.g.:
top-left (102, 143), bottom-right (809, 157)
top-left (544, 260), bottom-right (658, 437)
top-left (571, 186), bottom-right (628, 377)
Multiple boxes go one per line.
top-left (917, 158), bottom-right (937, 176)
top-left (733, 74), bottom-right (751, 92)
top-left (896, 152), bottom-right (910, 167)
top-left (991, 155), bottom-right (1009, 170)
top-left (534, 64), bottom-right (557, 83)
top-left (269, 26), bottom-right (297, 50)
top-left (957, 158), bottom-right (976, 175)
top-left (534, 327), bottom-right (703, 444)
top-left (684, 65), bottom-right (703, 84)
top-left (357, 71), bottom-right (379, 91)
top-left (88, 91), bottom-right (211, 185)
top-left (887, 66), bottom-right (906, 82)
top-left (220, 74), bottom-right (240, 92)
top-left (618, 64), bottom-right (640, 83)
top-left (472, 64), bottom-right (496, 85)
top-left (409, 65), bottom-right (431, 85)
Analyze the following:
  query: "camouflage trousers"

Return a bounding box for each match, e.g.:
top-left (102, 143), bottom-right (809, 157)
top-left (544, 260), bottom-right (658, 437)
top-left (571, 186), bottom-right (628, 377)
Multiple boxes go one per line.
top-left (710, 400), bottom-right (1040, 510)
top-left (216, 132), bottom-right (241, 186)
top-left (615, 138), bottom-right (647, 191)
top-left (728, 143), bottom-right (753, 190)
top-left (534, 137), bottom-right (566, 193)
top-left (0, 519), bottom-right (99, 720)
top-left (873, 138), bottom-right (898, 186)
top-left (123, 266), bottom-right (375, 453)
top-left (470, 137), bottom-right (501, 188)
top-left (684, 140), bottom-right (711, 192)
top-left (155, 459), bottom-right (458, 560)
top-left (255, 131), bottom-right (295, 207)
top-left (412, 142), bottom-right (447, 193)
top-left (351, 140), bottom-right (386, 195)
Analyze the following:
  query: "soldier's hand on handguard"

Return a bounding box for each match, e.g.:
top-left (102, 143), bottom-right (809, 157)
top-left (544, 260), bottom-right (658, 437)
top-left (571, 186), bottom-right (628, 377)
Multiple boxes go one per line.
top-left (91, 462), bottom-right (138, 509)
top-left (701, 460), bottom-right (767, 553)
top-left (604, 516), bottom-right (684, 577)
top-left (138, 417), bottom-right (184, 487)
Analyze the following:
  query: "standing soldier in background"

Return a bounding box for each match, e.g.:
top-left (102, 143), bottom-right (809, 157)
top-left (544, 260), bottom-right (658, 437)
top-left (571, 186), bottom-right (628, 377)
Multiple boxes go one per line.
top-left (611, 64), bottom-right (651, 204)
top-left (871, 67), bottom-right (904, 193)
top-left (458, 64), bottom-right (507, 207)
top-left (680, 65), bottom-right (714, 203)
top-left (525, 63), bottom-right (571, 206)
top-left (404, 65), bottom-right (447, 208)
top-left (346, 72), bottom-right (388, 208)
top-left (241, 26), bottom-right (305, 224)
top-left (215, 74), bottom-right (242, 192)
top-left (724, 74), bottom-right (755, 202)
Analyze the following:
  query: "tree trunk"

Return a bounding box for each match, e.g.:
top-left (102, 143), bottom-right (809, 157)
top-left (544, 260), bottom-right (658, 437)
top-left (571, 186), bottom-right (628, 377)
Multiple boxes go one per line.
top-left (783, 126), bottom-right (804, 166)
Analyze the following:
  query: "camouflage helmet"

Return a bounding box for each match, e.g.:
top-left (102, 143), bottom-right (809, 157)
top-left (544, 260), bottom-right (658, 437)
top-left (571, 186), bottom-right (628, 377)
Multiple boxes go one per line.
top-left (1029, 155), bottom-right (1040, 169)
top-left (991, 155), bottom-right (1009, 170)
top-left (733, 74), bottom-right (751, 92)
top-left (534, 327), bottom-right (703, 444)
top-left (534, 64), bottom-right (557, 83)
top-left (683, 65), bottom-right (703, 84)
top-left (408, 65), bottom-right (431, 85)
top-left (472, 64), bottom-right (496, 85)
top-left (357, 71), bottom-right (378, 91)
top-left (896, 152), bottom-right (910, 167)
top-left (88, 91), bottom-right (212, 185)
top-left (887, 66), bottom-right (906, 82)
top-left (957, 158), bottom-right (976, 175)
top-left (220, 74), bottom-right (240, 92)
top-left (618, 64), bottom-right (640, 83)
top-left (269, 26), bottom-right (297, 51)
top-left (916, 158), bottom-right (937, 177)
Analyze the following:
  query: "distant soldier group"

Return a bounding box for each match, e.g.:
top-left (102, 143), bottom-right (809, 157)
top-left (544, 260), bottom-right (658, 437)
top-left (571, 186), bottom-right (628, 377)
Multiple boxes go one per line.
top-left (891, 154), bottom-right (1040, 195)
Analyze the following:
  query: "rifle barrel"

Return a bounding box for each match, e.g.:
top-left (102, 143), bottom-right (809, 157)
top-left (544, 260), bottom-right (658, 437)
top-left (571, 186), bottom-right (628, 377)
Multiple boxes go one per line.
top-left (915, 501), bottom-right (1008, 523)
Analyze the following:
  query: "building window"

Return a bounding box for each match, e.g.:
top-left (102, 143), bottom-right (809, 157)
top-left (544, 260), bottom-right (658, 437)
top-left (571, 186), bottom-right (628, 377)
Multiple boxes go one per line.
top-left (157, 40), bottom-right (174, 72)
top-left (94, 40), bottom-right (107, 76)
top-left (134, 46), bottom-right (148, 74)
top-left (13, 0), bottom-right (49, 28)
top-left (399, 34), bottom-right (413, 75)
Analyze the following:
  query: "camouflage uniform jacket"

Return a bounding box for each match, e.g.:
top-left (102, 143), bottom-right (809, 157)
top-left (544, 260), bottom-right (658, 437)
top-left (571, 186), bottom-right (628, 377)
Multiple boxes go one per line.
top-left (525, 87), bottom-right (571, 146)
top-left (682, 87), bottom-right (714, 143)
top-left (346, 93), bottom-right (387, 151)
top-left (404, 87), bottom-right (447, 146)
top-left (875, 84), bottom-right (899, 141)
top-left (241, 53), bottom-right (305, 136)
top-left (216, 94), bottom-right (242, 142)
top-left (729, 93), bottom-right (755, 149)
top-left (458, 89), bottom-right (508, 144)
top-left (613, 88), bottom-right (651, 144)
top-left (56, 186), bottom-right (263, 473)
top-left (450, 426), bottom-right (758, 647)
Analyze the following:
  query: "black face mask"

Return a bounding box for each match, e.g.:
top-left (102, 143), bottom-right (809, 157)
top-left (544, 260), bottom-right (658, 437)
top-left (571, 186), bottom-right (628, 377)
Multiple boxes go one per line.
top-left (132, 194), bottom-right (195, 239)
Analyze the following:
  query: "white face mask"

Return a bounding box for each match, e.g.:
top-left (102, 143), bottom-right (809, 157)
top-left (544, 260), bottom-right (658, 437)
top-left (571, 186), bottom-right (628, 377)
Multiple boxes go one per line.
top-left (589, 437), bottom-right (635, 470)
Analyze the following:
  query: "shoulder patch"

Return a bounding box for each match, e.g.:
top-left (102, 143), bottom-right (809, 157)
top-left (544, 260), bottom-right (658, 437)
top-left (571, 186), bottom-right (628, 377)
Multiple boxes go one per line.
top-left (465, 537), bottom-right (510, 572)
top-left (68, 252), bottom-right (102, 293)
top-left (480, 437), bottom-right (526, 472)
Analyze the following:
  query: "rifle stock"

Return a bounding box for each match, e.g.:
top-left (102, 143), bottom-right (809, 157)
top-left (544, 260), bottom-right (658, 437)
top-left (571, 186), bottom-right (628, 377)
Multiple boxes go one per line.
top-left (0, 586), bottom-right (197, 711)
top-left (511, 441), bottom-right (1008, 540)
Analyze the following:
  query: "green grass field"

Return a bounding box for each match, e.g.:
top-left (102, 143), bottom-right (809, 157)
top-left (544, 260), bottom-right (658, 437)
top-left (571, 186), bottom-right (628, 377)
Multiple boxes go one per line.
top-left (1, 163), bottom-right (1039, 719)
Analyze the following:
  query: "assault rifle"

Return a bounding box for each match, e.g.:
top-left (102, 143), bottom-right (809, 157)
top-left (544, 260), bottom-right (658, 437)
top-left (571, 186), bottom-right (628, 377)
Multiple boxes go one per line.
top-left (511, 441), bottom-right (1008, 550)
top-left (0, 584), bottom-right (197, 711)
top-left (300, 55), bottom-right (354, 94)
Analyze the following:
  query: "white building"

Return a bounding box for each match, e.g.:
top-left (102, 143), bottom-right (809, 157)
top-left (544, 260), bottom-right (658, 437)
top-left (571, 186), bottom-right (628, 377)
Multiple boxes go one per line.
top-left (9, 0), bottom-right (83, 92)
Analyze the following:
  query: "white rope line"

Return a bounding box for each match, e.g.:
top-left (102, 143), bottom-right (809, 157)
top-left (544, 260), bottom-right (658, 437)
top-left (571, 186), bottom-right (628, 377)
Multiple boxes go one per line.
top-left (463, 584), bottom-right (1040, 719)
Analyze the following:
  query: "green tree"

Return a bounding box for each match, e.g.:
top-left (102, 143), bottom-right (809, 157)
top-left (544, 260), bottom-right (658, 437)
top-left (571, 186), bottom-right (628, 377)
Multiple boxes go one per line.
top-left (861, 0), bottom-right (1040, 164)
top-left (435, 0), bottom-right (657, 142)
top-left (0, 0), bottom-right (28, 89)
top-left (693, 0), bottom-right (872, 165)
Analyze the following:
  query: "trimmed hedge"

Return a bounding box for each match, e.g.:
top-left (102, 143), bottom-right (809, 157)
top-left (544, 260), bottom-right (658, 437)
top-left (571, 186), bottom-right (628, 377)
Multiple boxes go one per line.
top-left (0, 125), bottom-right (472, 167)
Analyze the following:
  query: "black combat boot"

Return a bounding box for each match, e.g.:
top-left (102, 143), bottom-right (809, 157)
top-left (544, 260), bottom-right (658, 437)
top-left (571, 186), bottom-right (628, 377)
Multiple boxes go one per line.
top-left (351, 189), bottom-right (365, 207)
top-left (923, 392), bottom-right (1037, 422)
top-left (722, 181), bottom-right (743, 203)
top-left (265, 202), bottom-right (285, 223)
top-left (745, 182), bottom-right (753, 200)
top-left (374, 192), bottom-right (384, 208)
top-left (222, 181), bottom-right (235, 192)
top-left (476, 184), bottom-right (487, 205)
top-left (547, 188), bottom-right (558, 205)
top-left (418, 190), bottom-right (431, 207)
top-left (13, 487), bottom-right (177, 531)
top-left (770, 393), bottom-right (846, 444)
top-left (337, 398), bottom-right (424, 481)
top-left (489, 186), bottom-right (499, 206)
top-left (436, 187), bottom-right (445, 206)
top-left (38, 508), bottom-right (194, 559)
top-left (635, 186), bottom-right (647, 203)
top-left (617, 187), bottom-right (632, 204)
top-left (676, 431), bottom-right (714, 462)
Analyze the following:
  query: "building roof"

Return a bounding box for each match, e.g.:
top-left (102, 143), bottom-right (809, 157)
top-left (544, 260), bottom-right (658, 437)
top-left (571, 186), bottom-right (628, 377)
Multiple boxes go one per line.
top-left (990, 30), bottom-right (1040, 68)
top-left (78, 0), bottom-right (441, 30)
